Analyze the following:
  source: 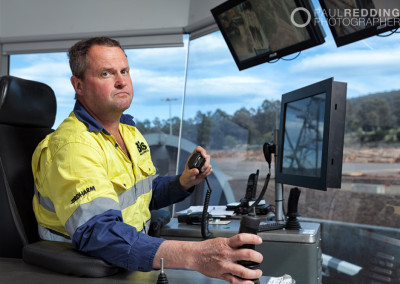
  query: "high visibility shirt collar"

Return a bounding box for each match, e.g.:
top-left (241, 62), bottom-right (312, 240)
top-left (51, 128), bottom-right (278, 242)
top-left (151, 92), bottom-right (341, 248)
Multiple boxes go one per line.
top-left (73, 100), bottom-right (136, 133)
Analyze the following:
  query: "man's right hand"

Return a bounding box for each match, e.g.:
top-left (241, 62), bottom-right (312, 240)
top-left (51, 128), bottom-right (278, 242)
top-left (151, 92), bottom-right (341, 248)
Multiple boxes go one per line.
top-left (153, 233), bottom-right (263, 284)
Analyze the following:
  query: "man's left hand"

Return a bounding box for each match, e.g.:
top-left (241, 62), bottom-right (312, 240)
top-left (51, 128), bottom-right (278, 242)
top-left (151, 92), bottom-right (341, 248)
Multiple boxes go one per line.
top-left (179, 146), bottom-right (213, 190)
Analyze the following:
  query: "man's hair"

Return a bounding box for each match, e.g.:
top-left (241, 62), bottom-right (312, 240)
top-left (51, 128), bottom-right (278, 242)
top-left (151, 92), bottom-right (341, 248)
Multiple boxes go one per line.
top-left (68, 37), bottom-right (123, 79)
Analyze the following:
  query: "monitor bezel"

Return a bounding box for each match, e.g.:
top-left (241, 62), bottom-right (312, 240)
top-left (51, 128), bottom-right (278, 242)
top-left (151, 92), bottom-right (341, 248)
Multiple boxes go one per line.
top-left (275, 77), bottom-right (347, 191)
top-left (318, 0), bottom-right (400, 47)
top-left (211, 0), bottom-right (326, 70)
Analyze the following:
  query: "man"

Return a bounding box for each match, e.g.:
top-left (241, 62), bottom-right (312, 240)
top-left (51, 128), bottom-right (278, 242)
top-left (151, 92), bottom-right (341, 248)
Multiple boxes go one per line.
top-left (32, 37), bottom-right (263, 283)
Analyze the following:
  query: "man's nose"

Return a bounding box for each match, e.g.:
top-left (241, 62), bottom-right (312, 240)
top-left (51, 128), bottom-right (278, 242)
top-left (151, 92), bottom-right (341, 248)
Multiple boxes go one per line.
top-left (115, 73), bottom-right (127, 88)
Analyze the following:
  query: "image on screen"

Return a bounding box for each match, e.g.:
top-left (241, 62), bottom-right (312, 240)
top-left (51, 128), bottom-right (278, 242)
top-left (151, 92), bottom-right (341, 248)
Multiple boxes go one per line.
top-left (216, 0), bottom-right (311, 62)
top-left (319, 0), bottom-right (400, 46)
top-left (281, 93), bottom-right (326, 177)
top-left (323, 0), bottom-right (400, 36)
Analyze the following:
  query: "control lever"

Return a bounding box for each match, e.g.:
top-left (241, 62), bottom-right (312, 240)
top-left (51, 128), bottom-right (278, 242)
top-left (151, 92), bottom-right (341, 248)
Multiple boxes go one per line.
top-left (285, 187), bottom-right (302, 230)
top-left (188, 152), bottom-right (212, 239)
top-left (238, 214), bottom-right (261, 284)
top-left (156, 258), bottom-right (168, 284)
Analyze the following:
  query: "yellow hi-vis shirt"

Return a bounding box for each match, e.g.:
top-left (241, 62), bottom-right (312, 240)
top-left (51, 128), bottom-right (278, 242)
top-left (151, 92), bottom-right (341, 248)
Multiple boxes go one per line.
top-left (32, 111), bottom-right (156, 241)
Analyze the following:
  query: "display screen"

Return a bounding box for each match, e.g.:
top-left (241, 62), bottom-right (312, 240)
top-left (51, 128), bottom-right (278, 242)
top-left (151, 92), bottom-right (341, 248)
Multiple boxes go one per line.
top-left (216, 0), bottom-right (311, 62)
top-left (276, 78), bottom-right (347, 190)
top-left (281, 93), bottom-right (326, 177)
top-left (211, 0), bottom-right (325, 70)
top-left (319, 0), bottom-right (400, 46)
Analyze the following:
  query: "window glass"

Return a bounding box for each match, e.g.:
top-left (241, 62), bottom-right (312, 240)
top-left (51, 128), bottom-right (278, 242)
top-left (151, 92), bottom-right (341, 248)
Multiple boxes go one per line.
top-left (180, 22), bottom-right (400, 230)
top-left (9, 52), bottom-right (74, 128)
top-left (180, 14), bottom-right (400, 284)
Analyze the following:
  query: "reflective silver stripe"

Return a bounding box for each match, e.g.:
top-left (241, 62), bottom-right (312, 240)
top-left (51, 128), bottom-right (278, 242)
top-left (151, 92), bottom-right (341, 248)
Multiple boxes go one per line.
top-left (118, 175), bottom-right (154, 210)
top-left (37, 174), bottom-right (154, 237)
top-left (38, 224), bottom-right (71, 243)
top-left (144, 218), bottom-right (151, 234)
top-left (64, 197), bottom-right (120, 237)
top-left (34, 184), bottom-right (55, 213)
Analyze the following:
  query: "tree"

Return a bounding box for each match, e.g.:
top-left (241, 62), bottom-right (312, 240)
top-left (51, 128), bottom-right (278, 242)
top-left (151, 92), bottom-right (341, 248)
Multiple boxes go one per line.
top-left (357, 98), bottom-right (393, 131)
top-left (232, 107), bottom-right (259, 145)
top-left (196, 111), bottom-right (212, 148)
top-left (393, 95), bottom-right (400, 128)
top-left (253, 99), bottom-right (280, 144)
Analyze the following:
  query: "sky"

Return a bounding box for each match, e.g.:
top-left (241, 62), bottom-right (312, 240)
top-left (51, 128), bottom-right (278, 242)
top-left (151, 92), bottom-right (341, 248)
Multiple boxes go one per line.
top-left (9, 1), bottom-right (400, 128)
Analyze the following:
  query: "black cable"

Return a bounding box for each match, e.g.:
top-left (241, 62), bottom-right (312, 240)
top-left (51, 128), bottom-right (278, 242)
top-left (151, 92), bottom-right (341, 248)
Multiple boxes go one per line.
top-left (247, 142), bottom-right (273, 213)
top-left (268, 58), bottom-right (280, 63)
top-left (281, 184), bottom-right (286, 217)
top-left (268, 51), bottom-right (301, 64)
top-left (281, 51), bottom-right (302, 61)
top-left (247, 173), bottom-right (270, 213)
top-left (187, 152), bottom-right (212, 239)
top-left (378, 28), bottom-right (398, 37)
top-left (201, 177), bottom-right (212, 239)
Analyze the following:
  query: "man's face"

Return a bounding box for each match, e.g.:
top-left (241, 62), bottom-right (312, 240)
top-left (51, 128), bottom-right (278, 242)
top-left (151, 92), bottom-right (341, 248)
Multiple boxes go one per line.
top-left (73, 45), bottom-right (134, 120)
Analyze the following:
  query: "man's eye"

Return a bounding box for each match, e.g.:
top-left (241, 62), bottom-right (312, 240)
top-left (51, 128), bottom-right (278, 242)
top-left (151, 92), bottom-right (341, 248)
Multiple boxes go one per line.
top-left (102, 71), bottom-right (110, 77)
top-left (121, 70), bottom-right (129, 75)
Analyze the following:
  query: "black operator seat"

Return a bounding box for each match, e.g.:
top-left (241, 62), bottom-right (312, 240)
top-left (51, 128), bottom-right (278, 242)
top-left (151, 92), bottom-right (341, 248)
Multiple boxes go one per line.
top-left (0, 75), bottom-right (119, 277)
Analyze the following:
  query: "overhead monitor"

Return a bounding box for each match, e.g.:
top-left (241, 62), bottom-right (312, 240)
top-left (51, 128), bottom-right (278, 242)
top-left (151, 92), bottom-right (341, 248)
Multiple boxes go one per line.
top-left (211, 0), bottom-right (326, 70)
top-left (318, 0), bottom-right (400, 47)
top-left (276, 78), bottom-right (347, 190)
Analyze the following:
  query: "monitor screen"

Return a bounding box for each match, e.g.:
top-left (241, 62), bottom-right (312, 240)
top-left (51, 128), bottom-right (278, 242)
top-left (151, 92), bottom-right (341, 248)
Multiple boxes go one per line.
top-left (319, 0), bottom-right (400, 47)
top-left (211, 0), bottom-right (325, 70)
top-left (276, 78), bottom-right (347, 190)
top-left (281, 92), bottom-right (326, 178)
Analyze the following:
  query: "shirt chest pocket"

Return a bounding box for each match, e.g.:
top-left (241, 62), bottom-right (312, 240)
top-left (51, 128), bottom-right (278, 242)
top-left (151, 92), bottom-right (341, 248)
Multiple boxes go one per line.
top-left (134, 152), bottom-right (156, 179)
top-left (110, 171), bottom-right (132, 193)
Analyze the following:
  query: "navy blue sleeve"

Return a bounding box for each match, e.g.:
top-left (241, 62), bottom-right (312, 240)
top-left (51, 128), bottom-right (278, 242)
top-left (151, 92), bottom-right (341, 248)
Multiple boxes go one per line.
top-left (72, 209), bottom-right (164, 272)
top-left (150, 175), bottom-right (194, 210)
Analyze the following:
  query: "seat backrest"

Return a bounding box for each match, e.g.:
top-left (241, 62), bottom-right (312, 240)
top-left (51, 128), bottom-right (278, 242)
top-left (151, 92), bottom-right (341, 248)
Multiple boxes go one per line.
top-left (0, 76), bottom-right (120, 277)
top-left (0, 75), bottom-right (56, 258)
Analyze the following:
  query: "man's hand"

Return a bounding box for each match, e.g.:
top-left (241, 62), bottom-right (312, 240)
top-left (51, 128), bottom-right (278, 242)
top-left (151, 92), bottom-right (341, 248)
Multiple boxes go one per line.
top-left (154, 234), bottom-right (263, 284)
top-left (179, 146), bottom-right (213, 190)
top-left (191, 234), bottom-right (264, 283)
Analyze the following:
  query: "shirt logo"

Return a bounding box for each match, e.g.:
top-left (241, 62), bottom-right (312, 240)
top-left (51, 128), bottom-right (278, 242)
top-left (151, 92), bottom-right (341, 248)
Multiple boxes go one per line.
top-left (136, 141), bottom-right (149, 155)
top-left (71, 186), bottom-right (96, 204)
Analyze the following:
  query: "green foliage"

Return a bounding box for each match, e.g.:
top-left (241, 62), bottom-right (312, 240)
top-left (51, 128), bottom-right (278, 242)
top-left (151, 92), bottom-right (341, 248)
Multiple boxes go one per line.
top-left (224, 135), bottom-right (238, 149)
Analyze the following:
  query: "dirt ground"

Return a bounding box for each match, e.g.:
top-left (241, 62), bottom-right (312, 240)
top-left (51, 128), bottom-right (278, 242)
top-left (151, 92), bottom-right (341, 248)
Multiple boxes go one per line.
top-left (210, 147), bottom-right (400, 227)
top-left (210, 147), bottom-right (400, 163)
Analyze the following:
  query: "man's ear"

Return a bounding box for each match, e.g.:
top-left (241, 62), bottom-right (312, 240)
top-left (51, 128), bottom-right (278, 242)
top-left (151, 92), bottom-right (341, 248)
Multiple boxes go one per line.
top-left (71, 76), bottom-right (84, 97)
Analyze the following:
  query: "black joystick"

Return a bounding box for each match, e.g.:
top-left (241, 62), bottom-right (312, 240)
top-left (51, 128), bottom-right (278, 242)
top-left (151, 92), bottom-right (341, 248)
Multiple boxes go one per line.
top-left (286, 187), bottom-right (302, 230)
top-left (156, 258), bottom-right (168, 284)
top-left (238, 214), bottom-right (261, 284)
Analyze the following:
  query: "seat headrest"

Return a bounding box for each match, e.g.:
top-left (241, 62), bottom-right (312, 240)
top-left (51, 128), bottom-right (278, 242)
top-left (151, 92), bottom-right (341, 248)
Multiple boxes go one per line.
top-left (0, 76), bottom-right (56, 128)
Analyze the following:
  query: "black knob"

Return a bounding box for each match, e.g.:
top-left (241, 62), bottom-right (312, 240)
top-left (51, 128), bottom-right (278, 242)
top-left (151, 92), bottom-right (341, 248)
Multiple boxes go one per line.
top-left (238, 215), bottom-right (261, 283)
top-left (156, 258), bottom-right (168, 284)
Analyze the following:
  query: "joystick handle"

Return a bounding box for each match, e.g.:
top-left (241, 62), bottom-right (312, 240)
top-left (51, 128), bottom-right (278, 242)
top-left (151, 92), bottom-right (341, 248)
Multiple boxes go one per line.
top-left (238, 214), bottom-right (260, 235)
top-left (286, 187), bottom-right (302, 230)
top-left (238, 215), bottom-right (261, 284)
top-left (156, 258), bottom-right (168, 284)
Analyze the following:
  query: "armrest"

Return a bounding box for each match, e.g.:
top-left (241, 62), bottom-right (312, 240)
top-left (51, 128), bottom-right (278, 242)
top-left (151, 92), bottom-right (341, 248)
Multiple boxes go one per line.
top-left (148, 209), bottom-right (171, 237)
top-left (22, 240), bottom-right (120, 277)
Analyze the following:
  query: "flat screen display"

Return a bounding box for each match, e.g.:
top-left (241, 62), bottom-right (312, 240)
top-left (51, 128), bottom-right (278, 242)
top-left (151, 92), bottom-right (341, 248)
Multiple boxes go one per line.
top-left (319, 0), bottom-right (400, 46)
top-left (276, 78), bottom-right (347, 190)
top-left (216, 0), bottom-right (310, 61)
top-left (211, 0), bottom-right (325, 70)
top-left (281, 93), bottom-right (326, 178)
